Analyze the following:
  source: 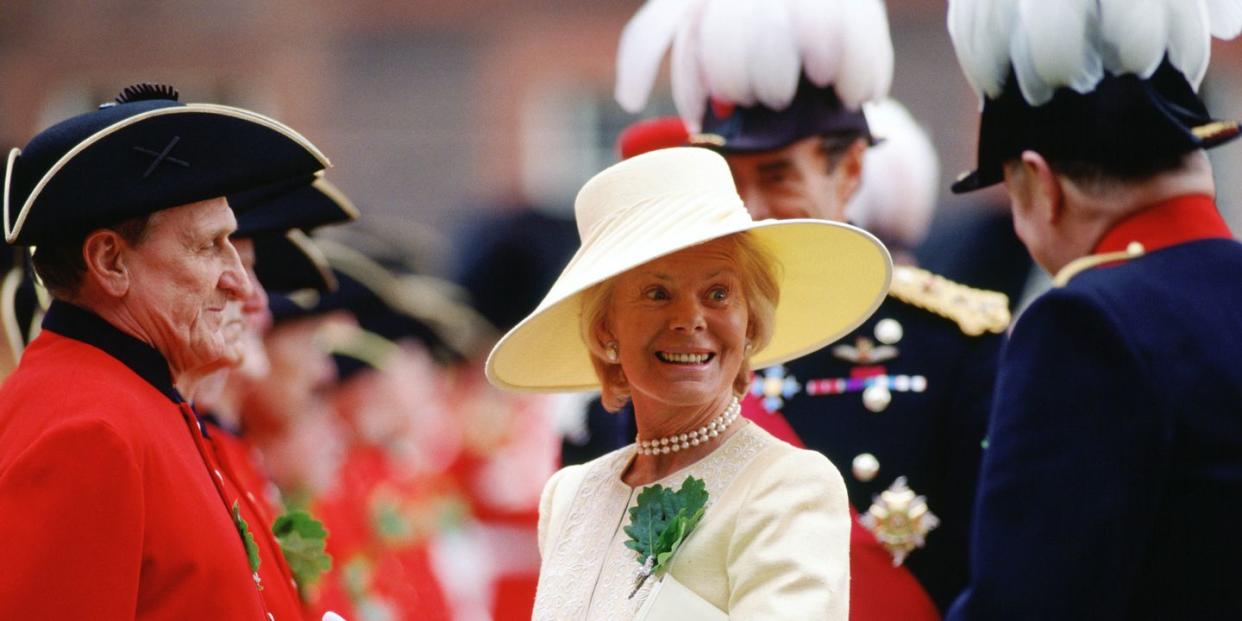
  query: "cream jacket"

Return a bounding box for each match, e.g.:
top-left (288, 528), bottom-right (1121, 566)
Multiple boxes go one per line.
top-left (533, 422), bottom-right (850, 620)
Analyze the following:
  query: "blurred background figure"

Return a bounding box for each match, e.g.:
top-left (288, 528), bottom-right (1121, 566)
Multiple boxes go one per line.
top-left (189, 175), bottom-right (358, 619)
top-left (846, 98), bottom-right (941, 265)
top-left (243, 291), bottom-right (352, 506)
top-left (447, 208), bottom-right (587, 621)
top-left (450, 204), bottom-right (621, 472)
top-left (244, 239), bottom-right (466, 620)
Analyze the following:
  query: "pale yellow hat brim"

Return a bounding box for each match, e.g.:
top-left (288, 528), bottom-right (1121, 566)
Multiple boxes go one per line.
top-left (486, 217), bottom-right (891, 392)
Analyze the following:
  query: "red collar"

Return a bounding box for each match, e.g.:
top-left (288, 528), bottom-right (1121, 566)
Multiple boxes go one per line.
top-left (1094, 194), bottom-right (1234, 254)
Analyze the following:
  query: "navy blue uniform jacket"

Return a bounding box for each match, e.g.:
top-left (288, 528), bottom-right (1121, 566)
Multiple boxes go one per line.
top-left (950, 196), bottom-right (1242, 620)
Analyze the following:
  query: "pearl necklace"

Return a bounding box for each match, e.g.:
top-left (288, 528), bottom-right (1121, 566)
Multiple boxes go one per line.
top-left (636, 396), bottom-right (741, 456)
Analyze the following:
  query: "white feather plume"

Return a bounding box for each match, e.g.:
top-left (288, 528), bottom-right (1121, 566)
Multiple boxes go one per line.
top-left (1098, 0), bottom-right (1167, 78)
top-left (1206, 0), bottom-right (1242, 38)
top-left (845, 98), bottom-right (940, 248)
top-left (748, 1), bottom-right (802, 110)
top-left (615, 0), bottom-right (893, 127)
top-left (699, 0), bottom-right (759, 106)
top-left (615, 0), bottom-right (700, 113)
top-left (950, 0), bottom-right (1242, 105)
top-left (671, 0), bottom-right (711, 132)
top-left (835, 0), bottom-right (894, 108)
top-left (1166, 0), bottom-right (1212, 89)
top-left (947, 0), bottom-right (1020, 100)
top-left (788, 0), bottom-right (845, 87)
top-left (1014, 0), bottom-right (1103, 106)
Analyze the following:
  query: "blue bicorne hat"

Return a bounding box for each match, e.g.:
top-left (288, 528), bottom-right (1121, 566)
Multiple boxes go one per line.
top-left (951, 58), bottom-right (1241, 193)
top-left (232, 176), bottom-right (359, 293)
top-left (4, 83), bottom-right (330, 246)
top-left (694, 77), bottom-right (874, 153)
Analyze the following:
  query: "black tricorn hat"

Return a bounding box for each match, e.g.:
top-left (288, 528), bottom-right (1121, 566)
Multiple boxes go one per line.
top-left (268, 269), bottom-right (460, 376)
top-left (251, 231), bottom-right (337, 294)
top-left (232, 176), bottom-right (359, 238)
top-left (4, 83), bottom-right (330, 245)
top-left (232, 176), bottom-right (359, 293)
top-left (953, 58), bottom-right (1241, 193)
top-left (270, 239), bottom-right (492, 366)
top-left (695, 76), bottom-right (874, 153)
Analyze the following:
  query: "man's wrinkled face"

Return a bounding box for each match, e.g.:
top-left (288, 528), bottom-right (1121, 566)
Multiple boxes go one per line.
top-left (725, 135), bottom-right (857, 221)
top-left (218, 237), bottom-right (271, 377)
top-left (122, 198), bottom-right (250, 375)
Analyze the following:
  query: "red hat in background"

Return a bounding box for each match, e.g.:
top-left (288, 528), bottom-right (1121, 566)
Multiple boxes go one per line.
top-left (616, 116), bottom-right (689, 160)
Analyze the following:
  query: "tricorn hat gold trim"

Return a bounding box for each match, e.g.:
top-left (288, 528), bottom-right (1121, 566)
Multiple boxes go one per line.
top-left (5, 103), bottom-right (330, 244)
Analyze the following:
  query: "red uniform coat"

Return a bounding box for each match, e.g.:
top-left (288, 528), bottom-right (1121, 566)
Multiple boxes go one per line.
top-left (203, 418), bottom-right (308, 620)
top-left (0, 303), bottom-right (268, 619)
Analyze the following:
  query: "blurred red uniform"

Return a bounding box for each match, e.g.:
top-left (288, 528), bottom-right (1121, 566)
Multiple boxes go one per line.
top-left (312, 444), bottom-right (454, 621)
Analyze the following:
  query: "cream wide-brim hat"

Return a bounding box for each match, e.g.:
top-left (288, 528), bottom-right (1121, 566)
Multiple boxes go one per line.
top-left (486, 147), bottom-right (891, 392)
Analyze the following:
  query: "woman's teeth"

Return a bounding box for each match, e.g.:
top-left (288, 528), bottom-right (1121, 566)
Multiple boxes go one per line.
top-left (657, 352), bottom-right (712, 364)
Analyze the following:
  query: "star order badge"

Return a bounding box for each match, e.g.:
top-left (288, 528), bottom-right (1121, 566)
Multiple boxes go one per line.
top-left (859, 476), bottom-right (940, 566)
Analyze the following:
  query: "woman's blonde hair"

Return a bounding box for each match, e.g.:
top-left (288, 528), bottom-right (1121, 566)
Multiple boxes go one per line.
top-left (579, 232), bottom-right (781, 412)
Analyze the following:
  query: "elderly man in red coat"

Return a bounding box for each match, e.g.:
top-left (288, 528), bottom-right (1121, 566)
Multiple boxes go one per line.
top-left (0, 83), bottom-right (329, 619)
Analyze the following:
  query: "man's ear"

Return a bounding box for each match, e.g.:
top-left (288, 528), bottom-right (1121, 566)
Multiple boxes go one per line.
top-left (81, 229), bottom-right (131, 298)
top-left (1019, 150), bottom-right (1064, 225)
top-left (833, 138), bottom-right (868, 204)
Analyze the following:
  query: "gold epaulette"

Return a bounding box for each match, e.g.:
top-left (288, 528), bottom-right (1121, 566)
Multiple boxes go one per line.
top-left (1052, 242), bottom-right (1145, 287)
top-left (888, 266), bottom-right (1011, 336)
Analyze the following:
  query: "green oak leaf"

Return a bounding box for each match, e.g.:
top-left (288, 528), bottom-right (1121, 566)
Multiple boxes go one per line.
top-left (623, 484), bottom-right (669, 562)
top-left (272, 510), bottom-right (333, 593)
top-left (623, 476), bottom-right (710, 575)
top-left (232, 501), bottom-right (262, 577)
top-left (677, 477), bottom-right (708, 515)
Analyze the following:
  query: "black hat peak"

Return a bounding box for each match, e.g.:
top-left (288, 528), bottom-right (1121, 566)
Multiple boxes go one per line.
top-left (115, 83), bottom-right (180, 105)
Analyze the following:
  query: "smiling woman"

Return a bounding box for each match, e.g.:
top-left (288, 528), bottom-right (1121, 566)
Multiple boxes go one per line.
top-left (579, 233), bottom-right (778, 413)
top-left (486, 147), bottom-right (892, 619)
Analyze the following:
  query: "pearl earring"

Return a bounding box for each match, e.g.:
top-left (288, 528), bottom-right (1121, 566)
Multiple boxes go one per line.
top-left (605, 342), bottom-right (619, 363)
